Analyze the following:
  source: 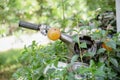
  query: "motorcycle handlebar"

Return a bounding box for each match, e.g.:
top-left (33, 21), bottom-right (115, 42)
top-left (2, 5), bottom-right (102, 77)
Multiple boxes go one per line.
top-left (19, 21), bottom-right (40, 30)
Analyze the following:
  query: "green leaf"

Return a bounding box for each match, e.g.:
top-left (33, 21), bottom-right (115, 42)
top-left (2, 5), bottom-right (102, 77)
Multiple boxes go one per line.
top-left (73, 35), bottom-right (79, 43)
top-left (110, 57), bottom-right (118, 67)
top-left (94, 65), bottom-right (105, 77)
top-left (89, 60), bottom-right (95, 68)
top-left (101, 30), bottom-right (106, 36)
top-left (54, 59), bottom-right (59, 67)
top-left (106, 40), bottom-right (116, 49)
top-left (94, 70), bottom-right (105, 77)
top-left (67, 72), bottom-right (75, 80)
top-left (97, 48), bottom-right (105, 54)
top-left (78, 67), bottom-right (90, 74)
top-left (84, 51), bottom-right (95, 57)
top-left (71, 55), bottom-right (79, 64)
top-left (99, 57), bottom-right (106, 62)
top-left (117, 53), bottom-right (120, 58)
top-left (80, 42), bottom-right (87, 48)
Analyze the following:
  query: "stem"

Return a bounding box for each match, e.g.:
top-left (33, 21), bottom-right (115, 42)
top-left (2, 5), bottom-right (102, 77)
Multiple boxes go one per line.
top-left (61, 0), bottom-right (66, 30)
top-left (76, 17), bottom-right (83, 62)
top-left (80, 53), bottom-right (83, 62)
top-left (107, 51), bottom-right (110, 67)
top-left (62, 0), bottom-right (65, 20)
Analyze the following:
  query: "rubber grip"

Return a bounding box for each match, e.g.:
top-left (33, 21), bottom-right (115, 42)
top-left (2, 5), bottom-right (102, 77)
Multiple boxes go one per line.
top-left (19, 21), bottom-right (39, 30)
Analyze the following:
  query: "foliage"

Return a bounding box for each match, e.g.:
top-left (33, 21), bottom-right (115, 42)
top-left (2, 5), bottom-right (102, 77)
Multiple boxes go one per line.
top-left (13, 41), bottom-right (69, 80)
top-left (0, 0), bottom-right (115, 37)
top-left (73, 26), bottom-right (120, 80)
top-left (0, 49), bottom-right (22, 80)
top-left (0, 49), bottom-right (22, 68)
top-left (1, 0), bottom-right (117, 80)
top-left (13, 28), bottom-right (120, 80)
top-left (86, 0), bottom-right (115, 12)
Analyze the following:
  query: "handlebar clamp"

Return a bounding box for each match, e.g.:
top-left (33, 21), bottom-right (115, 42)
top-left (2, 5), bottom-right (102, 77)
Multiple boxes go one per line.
top-left (39, 24), bottom-right (50, 35)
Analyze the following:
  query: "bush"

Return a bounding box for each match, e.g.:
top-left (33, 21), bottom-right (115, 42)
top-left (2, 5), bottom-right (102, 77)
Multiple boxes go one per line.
top-left (13, 41), bottom-right (69, 80)
top-left (13, 27), bottom-right (120, 80)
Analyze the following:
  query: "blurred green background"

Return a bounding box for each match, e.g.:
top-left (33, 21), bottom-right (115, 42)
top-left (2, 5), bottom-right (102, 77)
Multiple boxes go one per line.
top-left (0, 0), bottom-right (115, 37)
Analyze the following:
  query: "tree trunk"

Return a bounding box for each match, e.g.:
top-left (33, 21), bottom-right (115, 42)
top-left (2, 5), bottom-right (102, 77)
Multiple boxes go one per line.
top-left (116, 0), bottom-right (120, 32)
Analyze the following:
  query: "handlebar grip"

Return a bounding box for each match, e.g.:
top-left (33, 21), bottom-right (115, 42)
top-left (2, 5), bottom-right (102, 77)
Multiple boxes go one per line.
top-left (19, 21), bottom-right (39, 30)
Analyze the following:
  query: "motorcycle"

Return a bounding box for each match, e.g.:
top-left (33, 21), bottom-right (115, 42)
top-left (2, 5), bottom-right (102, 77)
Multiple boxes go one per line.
top-left (18, 20), bottom-right (108, 79)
